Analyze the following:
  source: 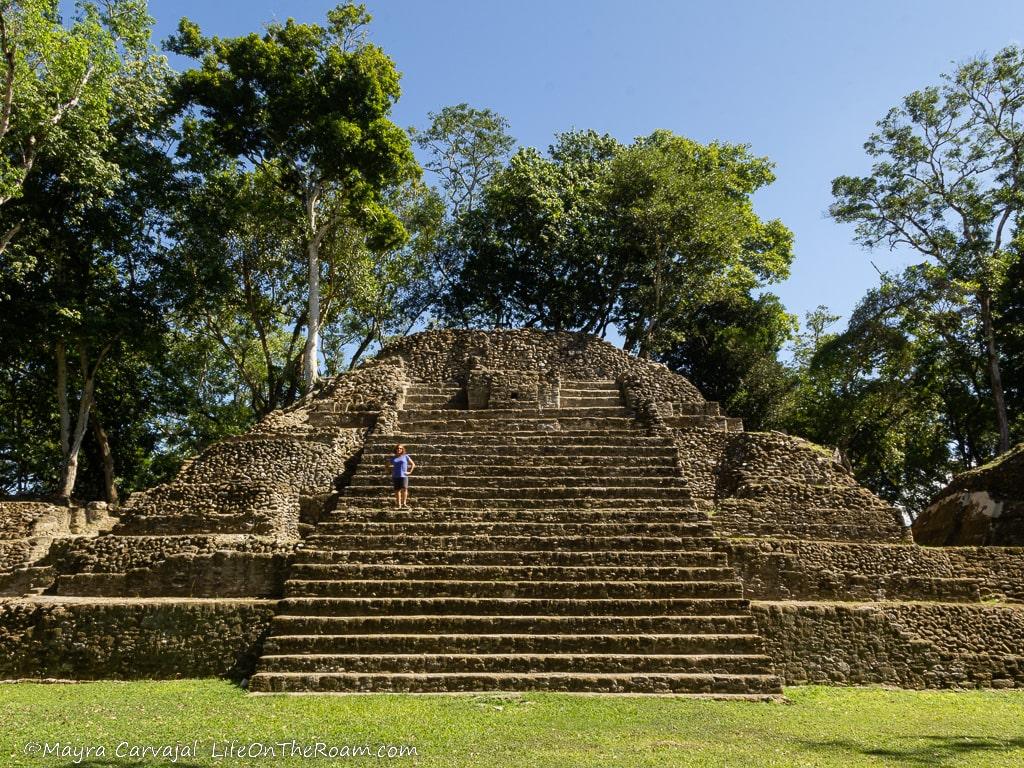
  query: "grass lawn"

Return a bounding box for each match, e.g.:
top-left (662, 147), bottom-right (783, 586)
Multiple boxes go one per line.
top-left (2, 681), bottom-right (1024, 767)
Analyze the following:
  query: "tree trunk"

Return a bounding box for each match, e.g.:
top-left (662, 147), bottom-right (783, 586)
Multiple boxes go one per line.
top-left (979, 289), bottom-right (1011, 454)
top-left (301, 187), bottom-right (322, 390)
top-left (91, 412), bottom-right (118, 505)
top-left (639, 266), bottom-right (662, 360)
top-left (56, 340), bottom-right (69, 457)
top-left (58, 396), bottom-right (91, 499)
top-left (348, 320), bottom-right (378, 371)
top-left (301, 235), bottom-right (320, 388)
top-left (56, 345), bottom-right (106, 500)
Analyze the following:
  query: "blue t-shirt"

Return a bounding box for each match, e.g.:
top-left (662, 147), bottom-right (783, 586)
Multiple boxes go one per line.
top-left (391, 454), bottom-right (411, 478)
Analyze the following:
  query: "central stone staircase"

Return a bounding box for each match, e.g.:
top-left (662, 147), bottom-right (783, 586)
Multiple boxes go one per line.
top-left (250, 380), bottom-right (783, 696)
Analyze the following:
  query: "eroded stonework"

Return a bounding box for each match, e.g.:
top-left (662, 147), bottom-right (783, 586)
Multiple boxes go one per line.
top-left (0, 329), bottom-right (1021, 691)
top-left (914, 443), bottom-right (1024, 546)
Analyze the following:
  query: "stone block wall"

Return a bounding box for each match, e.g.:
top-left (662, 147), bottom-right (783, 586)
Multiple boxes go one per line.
top-left (714, 498), bottom-right (908, 542)
top-left (753, 601), bottom-right (1024, 688)
top-left (914, 443), bottom-right (1024, 546)
top-left (381, 329), bottom-right (706, 400)
top-left (116, 481), bottom-right (301, 538)
top-left (255, 356), bottom-right (409, 436)
top-left (717, 432), bottom-right (852, 493)
top-left (467, 368), bottom-right (543, 409)
top-left (670, 428), bottom-right (730, 499)
top-left (725, 539), bottom-right (1024, 604)
top-left (0, 598), bottom-right (276, 680)
top-left (176, 435), bottom-right (357, 492)
top-left (0, 502), bottom-right (117, 594)
top-left (43, 535), bottom-right (293, 598)
top-left (709, 432), bottom-right (908, 543)
top-left (724, 540), bottom-right (979, 601)
top-left (0, 502), bottom-right (73, 539)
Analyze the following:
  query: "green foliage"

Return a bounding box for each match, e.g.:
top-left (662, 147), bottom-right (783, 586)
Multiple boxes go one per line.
top-left (443, 130), bottom-right (624, 332)
top-left (167, 3), bottom-right (420, 387)
top-left (0, 1), bottom-right (165, 233)
top-left (167, 5), bottom-right (413, 199)
top-left (441, 128), bottom-right (794, 365)
top-left (654, 293), bottom-right (796, 431)
top-left (783, 265), bottom-right (1009, 511)
top-left (411, 103), bottom-right (515, 216)
top-left (324, 179), bottom-right (444, 371)
top-left (997, 241), bottom-right (1024, 438)
top-left (609, 131), bottom-right (793, 357)
top-left (0, 0), bottom-right (172, 497)
top-left (830, 45), bottom-right (1024, 453)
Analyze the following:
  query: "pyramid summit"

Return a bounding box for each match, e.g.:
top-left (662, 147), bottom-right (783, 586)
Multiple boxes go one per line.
top-left (1, 329), bottom-right (1022, 693)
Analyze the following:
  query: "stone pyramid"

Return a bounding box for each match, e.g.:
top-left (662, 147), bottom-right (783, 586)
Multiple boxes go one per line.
top-left (1, 330), bottom-right (1021, 692)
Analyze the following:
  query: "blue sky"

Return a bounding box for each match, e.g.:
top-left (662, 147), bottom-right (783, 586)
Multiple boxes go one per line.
top-left (149, 0), bottom-right (1024, 332)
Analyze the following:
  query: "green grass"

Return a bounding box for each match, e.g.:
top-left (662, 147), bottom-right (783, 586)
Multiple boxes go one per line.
top-left (2, 681), bottom-right (1024, 767)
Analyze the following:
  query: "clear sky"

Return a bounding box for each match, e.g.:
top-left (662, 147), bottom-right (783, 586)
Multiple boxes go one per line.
top-left (148, 0), bottom-right (1024, 330)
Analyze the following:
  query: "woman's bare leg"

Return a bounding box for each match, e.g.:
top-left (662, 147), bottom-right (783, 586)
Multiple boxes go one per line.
top-left (400, 487), bottom-right (409, 507)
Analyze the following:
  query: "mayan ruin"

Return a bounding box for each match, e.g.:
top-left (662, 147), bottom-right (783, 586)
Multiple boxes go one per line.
top-left (1, 329), bottom-right (1022, 696)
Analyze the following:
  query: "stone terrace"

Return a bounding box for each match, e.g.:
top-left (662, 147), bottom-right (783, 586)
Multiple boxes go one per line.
top-left (1, 329), bottom-right (1022, 690)
top-left (250, 378), bottom-right (781, 696)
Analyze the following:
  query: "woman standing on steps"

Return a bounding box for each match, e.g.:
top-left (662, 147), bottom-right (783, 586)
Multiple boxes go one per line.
top-left (390, 444), bottom-right (415, 508)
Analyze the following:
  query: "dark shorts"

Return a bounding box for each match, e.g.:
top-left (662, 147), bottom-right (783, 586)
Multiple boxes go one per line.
top-left (392, 476), bottom-right (409, 490)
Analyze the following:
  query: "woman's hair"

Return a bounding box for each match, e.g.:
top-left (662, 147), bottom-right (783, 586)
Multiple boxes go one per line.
top-left (393, 444), bottom-right (405, 455)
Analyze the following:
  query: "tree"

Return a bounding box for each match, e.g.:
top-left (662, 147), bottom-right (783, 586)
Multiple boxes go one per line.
top-left (442, 129), bottom-right (794, 352)
top-left (654, 293), bottom-right (796, 431)
top-left (831, 45), bottom-right (1024, 454)
top-left (0, 0), bottom-right (169, 500)
top-left (785, 273), bottom-right (997, 512)
top-left (0, 0), bottom-right (158, 255)
top-left (410, 103), bottom-right (514, 311)
top-left (442, 130), bottom-right (624, 332)
top-left (609, 131), bottom-right (793, 358)
top-left (164, 166), bottom-right (308, 418)
top-left (411, 103), bottom-right (515, 217)
top-left (166, 162), bottom-right (443, 423)
top-left (326, 180), bottom-right (443, 370)
top-left (996, 238), bottom-right (1024, 439)
top-left (167, 3), bottom-right (419, 389)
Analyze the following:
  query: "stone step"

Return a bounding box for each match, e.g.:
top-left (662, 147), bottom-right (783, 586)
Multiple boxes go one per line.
top-left (283, 579), bottom-right (744, 600)
top-left (362, 444), bottom-right (673, 457)
top-left (402, 398), bottom-right (465, 409)
top-left (397, 417), bottom-right (640, 432)
top-left (354, 463), bottom-right (679, 478)
top-left (661, 415), bottom-right (731, 429)
top-left (269, 614), bottom-right (757, 636)
top-left (248, 671), bottom-right (782, 695)
top-left (366, 432), bottom-right (672, 444)
top-left (716, 523), bottom-right (909, 542)
top-left (286, 564), bottom-right (735, 582)
top-left (401, 393), bottom-right (628, 409)
top-left (343, 486), bottom-right (693, 501)
top-left (293, 549), bottom-right (729, 567)
top-left (319, 508), bottom-right (709, 523)
top-left (262, 632), bottom-right (764, 656)
top-left (334, 497), bottom-right (699, 510)
top-left (309, 521), bottom-right (712, 537)
top-left (348, 475), bottom-right (689, 490)
top-left (554, 396), bottom-right (623, 407)
top-left (560, 381), bottom-right (621, 391)
top-left (273, 597), bottom-right (750, 617)
top-left (301, 534), bottom-right (717, 551)
top-left (364, 453), bottom-right (677, 466)
top-left (257, 653), bottom-right (772, 675)
top-left (400, 407), bottom-right (633, 420)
